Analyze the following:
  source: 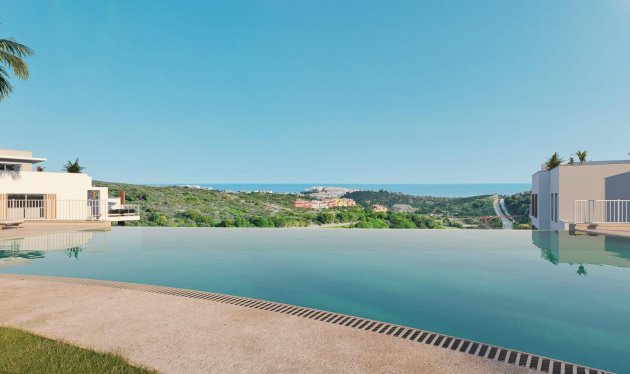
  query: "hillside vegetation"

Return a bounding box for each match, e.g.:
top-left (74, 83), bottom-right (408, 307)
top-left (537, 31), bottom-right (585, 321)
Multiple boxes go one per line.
top-left (96, 182), bottom-right (309, 227)
top-left (502, 191), bottom-right (532, 225)
top-left (96, 182), bottom-right (519, 229)
top-left (97, 182), bottom-right (448, 228)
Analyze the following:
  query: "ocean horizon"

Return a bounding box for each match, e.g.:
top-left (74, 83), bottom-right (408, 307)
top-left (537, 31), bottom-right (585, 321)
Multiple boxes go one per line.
top-left (159, 183), bottom-right (530, 198)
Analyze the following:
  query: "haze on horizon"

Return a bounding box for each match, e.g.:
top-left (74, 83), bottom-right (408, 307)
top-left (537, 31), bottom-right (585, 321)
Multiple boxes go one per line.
top-left (1, 1), bottom-right (630, 184)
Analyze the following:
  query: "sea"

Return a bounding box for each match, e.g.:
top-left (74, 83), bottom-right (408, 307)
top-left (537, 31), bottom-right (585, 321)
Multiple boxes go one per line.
top-left (166, 183), bottom-right (530, 198)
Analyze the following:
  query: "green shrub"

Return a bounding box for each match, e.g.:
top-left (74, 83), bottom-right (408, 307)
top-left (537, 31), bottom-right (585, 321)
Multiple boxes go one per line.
top-left (354, 218), bottom-right (389, 228)
top-left (316, 212), bottom-right (336, 224)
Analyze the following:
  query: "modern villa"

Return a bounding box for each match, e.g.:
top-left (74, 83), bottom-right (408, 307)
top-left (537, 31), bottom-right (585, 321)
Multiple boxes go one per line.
top-left (0, 149), bottom-right (139, 223)
top-left (530, 160), bottom-right (630, 230)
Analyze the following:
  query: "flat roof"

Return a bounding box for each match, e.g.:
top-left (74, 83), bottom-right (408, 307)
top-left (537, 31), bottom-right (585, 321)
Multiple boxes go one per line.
top-left (0, 154), bottom-right (47, 163)
top-left (579, 159), bottom-right (630, 165)
top-left (535, 159), bottom-right (630, 174)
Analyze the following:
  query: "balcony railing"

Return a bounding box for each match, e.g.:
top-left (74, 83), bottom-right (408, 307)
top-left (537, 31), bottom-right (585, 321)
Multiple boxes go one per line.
top-left (574, 200), bottom-right (630, 224)
top-left (108, 204), bottom-right (140, 217)
top-left (4, 199), bottom-right (109, 221)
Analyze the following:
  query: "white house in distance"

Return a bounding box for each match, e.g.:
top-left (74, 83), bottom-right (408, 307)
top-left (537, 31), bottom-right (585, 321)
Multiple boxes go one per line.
top-left (0, 149), bottom-right (139, 223)
top-left (530, 160), bottom-right (630, 230)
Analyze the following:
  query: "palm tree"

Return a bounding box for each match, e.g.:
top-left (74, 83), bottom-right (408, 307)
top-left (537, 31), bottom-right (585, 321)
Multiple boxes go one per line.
top-left (576, 150), bottom-right (587, 164)
top-left (0, 37), bottom-right (34, 100)
top-left (63, 158), bottom-right (84, 173)
top-left (545, 152), bottom-right (563, 170)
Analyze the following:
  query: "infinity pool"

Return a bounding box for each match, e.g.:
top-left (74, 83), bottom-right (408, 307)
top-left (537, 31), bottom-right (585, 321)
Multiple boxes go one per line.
top-left (1, 228), bottom-right (629, 372)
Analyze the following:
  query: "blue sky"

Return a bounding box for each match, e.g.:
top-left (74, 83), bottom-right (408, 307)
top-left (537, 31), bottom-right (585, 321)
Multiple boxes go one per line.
top-left (1, 1), bottom-right (629, 183)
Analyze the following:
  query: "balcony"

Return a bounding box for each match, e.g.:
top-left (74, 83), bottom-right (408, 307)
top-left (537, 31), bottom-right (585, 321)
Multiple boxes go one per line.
top-left (108, 204), bottom-right (140, 221)
top-left (574, 200), bottom-right (630, 224)
top-left (2, 199), bottom-right (140, 222)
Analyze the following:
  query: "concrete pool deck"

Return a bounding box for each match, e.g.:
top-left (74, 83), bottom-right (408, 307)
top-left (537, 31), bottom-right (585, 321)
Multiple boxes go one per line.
top-left (0, 275), bottom-right (608, 374)
top-left (0, 221), bottom-right (110, 240)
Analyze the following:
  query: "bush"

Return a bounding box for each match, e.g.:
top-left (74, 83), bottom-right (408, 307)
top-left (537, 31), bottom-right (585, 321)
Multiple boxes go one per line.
top-left (180, 209), bottom-right (216, 226)
top-left (250, 216), bottom-right (273, 227)
top-left (411, 214), bottom-right (437, 229)
top-left (146, 211), bottom-right (169, 226)
top-left (387, 213), bottom-right (417, 229)
top-left (354, 218), bottom-right (389, 228)
top-left (217, 219), bottom-right (235, 227)
top-left (316, 212), bottom-right (336, 224)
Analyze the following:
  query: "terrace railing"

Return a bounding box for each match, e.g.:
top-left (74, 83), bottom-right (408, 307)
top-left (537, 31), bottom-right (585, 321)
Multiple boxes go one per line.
top-left (574, 200), bottom-right (630, 224)
top-left (108, 204), bottom-right (140, 217)
top-left (5, 199), bottom-right (108, 221)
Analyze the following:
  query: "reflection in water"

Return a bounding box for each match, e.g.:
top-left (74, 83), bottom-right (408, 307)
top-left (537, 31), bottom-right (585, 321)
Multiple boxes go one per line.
top-left (532, 231), bottom-right (630, 274)
top-left (0, 231), bottom-right (101, 265)
top-left (0, 249), bottom-right (44, 260)
top-left (577, 264), bottom-right (587, 276)
top-left (65, 247), bottom-right (82, 260)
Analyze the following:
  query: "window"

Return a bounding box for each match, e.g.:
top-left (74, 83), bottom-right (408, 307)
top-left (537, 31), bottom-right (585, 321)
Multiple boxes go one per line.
top-left (531, 194), bottom-right (538, 218)
top-left (0, 164), bottom-right (21, 171)
top-left (6, 194), bottom-right (45, 220)
top-left (8, 194), bottom-right (44, 201)
top-left (550, 193), bottom-right (559, 223)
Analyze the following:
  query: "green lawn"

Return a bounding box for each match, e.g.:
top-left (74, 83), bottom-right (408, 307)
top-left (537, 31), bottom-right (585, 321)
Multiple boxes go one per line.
top-left (0, 327), bottom-right (155, 374)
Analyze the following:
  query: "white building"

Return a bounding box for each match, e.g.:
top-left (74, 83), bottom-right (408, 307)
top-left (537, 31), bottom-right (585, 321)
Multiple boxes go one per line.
top-left (0, 149), bottom-right (139, 223)
top-left (530, 160), bottom-right (630, 230)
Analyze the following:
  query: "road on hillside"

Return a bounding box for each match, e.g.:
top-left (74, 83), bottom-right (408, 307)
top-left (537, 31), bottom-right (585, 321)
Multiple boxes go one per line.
top-left (493, 197), bottom-right (513, 230)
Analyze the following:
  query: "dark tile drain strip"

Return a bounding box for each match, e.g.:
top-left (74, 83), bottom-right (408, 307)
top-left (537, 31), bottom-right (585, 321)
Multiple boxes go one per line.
top-left (7, 275), bottom-right (612, 374)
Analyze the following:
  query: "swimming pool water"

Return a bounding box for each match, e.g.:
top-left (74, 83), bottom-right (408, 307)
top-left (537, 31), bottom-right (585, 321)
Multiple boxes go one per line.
top-left (1, 228), bottom-right (629, 372)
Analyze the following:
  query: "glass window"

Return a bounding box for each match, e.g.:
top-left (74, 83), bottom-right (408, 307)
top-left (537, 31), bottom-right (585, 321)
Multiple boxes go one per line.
top-left (0, 164), bottom-right (21, 171)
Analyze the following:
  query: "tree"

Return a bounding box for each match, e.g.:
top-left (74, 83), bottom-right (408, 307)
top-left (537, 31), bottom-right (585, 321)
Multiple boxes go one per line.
top-left (316, 212), bottom-right (335, 224)
top-left (545, 152), bottom-right (563, 170)
top-left (63, 158), bottom-right (84, 173)
top-left (1, 37), bottom-right (34, 100)
top-left (576, 150), bottom-right (587, 164)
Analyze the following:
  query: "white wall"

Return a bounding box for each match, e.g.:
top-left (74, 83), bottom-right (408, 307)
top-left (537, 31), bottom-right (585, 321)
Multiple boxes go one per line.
top-left (558, 163), bottom-right (630, 228)
top-left (0, 171), bottom-right (110, 220)
top-left (0, 171), bottom-right (95, 200)
top-left (531, 170), bottom-right (551, 230)
top-left (532, 163), bottom-right (630, 230)
top-left (0, 149), bottom-right (36, 171)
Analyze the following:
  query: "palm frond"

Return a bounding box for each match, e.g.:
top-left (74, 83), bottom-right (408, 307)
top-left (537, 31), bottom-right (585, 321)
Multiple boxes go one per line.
top-left (0, 51), bottom-right (29, 79)
top-left (576, 150), bottom-right (587, 164)
top-left (0, 66), bottom-right (13, 100)
top-left (63, 158), bottom-right (85, 173)
top-left (0, 39), bottom-right (34, 57)
top-left (0, 37), bottom-right (33, 101)
top-left (545, 152), bottom-right (563, 170)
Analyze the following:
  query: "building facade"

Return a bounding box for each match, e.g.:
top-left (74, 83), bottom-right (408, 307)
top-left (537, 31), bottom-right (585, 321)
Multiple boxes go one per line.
top-left (370, 204), bottom-right (389, 212)
top-left (293, 198), bottom-right (357, 209)
top-left (0, 149), bottom-right (139, 222)
top-left (530, 160), bottom-right (630, 230)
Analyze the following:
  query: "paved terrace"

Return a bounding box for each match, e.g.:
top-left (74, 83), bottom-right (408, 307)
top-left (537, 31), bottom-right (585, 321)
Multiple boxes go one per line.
top-left (0, 275), bottom-right (609, 374)
top-left (571, 223), bottom-right (630, 239)
top-left (0, 221), bottom-right (110, 240)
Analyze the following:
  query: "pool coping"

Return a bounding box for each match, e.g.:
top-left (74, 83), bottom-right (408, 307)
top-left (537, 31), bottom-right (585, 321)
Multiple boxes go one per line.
top-left (0, 274), bottom-right (612, 374)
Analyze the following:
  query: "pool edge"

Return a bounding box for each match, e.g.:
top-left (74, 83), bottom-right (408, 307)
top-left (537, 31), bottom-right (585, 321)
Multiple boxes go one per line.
top-left (0, 273), bottom-right (613, 374)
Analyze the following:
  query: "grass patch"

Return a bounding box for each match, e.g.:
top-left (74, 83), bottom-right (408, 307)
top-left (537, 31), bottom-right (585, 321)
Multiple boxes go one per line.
top-left (0, 326), bottom-right (155, 374)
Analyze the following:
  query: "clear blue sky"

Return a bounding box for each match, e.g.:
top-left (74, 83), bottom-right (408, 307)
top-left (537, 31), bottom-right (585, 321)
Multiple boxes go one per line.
top-left (1, 1), bottom-right (629, 183)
